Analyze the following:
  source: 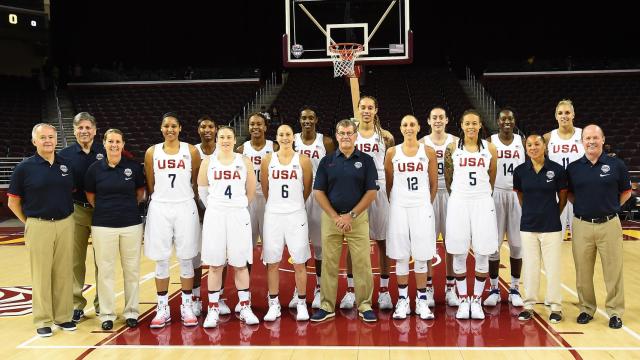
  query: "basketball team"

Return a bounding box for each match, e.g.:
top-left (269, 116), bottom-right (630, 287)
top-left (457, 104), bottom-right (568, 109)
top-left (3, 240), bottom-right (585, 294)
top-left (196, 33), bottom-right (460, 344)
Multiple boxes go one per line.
top-left (8, 97), bottom-right (631, 338)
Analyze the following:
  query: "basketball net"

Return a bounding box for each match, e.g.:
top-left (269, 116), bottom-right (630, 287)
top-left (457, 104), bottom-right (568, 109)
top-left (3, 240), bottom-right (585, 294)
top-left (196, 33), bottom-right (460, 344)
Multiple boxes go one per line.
top-left (329, 43), bottom-right (364, 78)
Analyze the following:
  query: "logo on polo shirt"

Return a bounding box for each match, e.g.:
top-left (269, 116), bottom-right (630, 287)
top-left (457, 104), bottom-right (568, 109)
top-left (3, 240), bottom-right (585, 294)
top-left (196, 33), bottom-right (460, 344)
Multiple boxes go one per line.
top-left (96, 153), bottom-right (104, 160)
top-left (60, 165), bottom-right (69, 176)
top-left (124, 168), bottom-right (133, 177)
top-left (546, 170), bottom-right (555, 180)
top-left (354, 161), bottom-right (362, 169)
top-left (601, 165), bottom-right (610, 173)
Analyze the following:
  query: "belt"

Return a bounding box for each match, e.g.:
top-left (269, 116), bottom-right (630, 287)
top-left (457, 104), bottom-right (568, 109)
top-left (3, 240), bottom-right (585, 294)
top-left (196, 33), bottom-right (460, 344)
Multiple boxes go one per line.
top-left (576, 214), bottom-right (617, 224)
top-left (74, 200), bottom-right (92, 208)
top-left (34, 216), bottom-right (67, 221)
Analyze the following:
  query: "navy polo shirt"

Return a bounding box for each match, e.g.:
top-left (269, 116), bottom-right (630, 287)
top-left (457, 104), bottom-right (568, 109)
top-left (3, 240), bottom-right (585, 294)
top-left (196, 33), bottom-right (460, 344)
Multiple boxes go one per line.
top-left (59, 141), bottom-right (106, 204)
top-left (85, 157), bottom-right (145, 228)
top-left (8, 153), bottom-right (75, 219)
top-left (567, 153), bottom-right (631, 218)
top-left (513, 158), bottom-right (567, 232)
top-left (313, 148), bottom-right (378, 213)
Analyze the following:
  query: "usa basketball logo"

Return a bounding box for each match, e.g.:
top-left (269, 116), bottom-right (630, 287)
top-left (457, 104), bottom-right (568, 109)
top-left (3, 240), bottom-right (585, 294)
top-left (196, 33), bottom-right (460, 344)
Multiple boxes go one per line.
top-left (96, 153), bottom-right (104, 160)
top-left (0, 286), bottom-right (33, 317)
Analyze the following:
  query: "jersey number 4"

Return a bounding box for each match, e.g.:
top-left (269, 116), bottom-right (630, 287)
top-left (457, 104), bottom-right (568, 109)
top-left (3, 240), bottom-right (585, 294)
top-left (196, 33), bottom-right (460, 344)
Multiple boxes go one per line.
top-left (224, 185), bottom-right (232, 199)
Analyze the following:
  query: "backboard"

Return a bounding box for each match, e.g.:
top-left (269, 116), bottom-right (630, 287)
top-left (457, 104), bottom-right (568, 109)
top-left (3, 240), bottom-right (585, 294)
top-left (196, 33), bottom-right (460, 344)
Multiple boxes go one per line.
top-left (284, 0), bottom-right (412, 67)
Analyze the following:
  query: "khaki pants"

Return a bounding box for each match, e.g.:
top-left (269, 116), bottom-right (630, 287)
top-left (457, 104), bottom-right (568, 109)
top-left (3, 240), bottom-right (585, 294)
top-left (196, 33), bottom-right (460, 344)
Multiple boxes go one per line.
top-left (320, 211), bottom-right (373, 313)
top-left (572, 216), bottom-right (625, 317)
top-left (521, 231), bottom-right (563, 312)
top-left (25, 215), bottom-right (74, 328)
top-left (92, 224), bottom-right (143, 322)
top-left (72, 204), bottom-right (99, 311)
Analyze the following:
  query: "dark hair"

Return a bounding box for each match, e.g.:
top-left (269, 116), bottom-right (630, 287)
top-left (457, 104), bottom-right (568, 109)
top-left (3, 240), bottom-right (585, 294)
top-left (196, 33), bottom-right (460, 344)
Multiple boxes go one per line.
top-left (429, 106), bottom-right (447, 116)
top-left (247, 112), bottom-right (268, 125)
top-left (525, 132), bottom-right (546, 144)
top-left (458, 109), bottom-right (485, 150)
top-left (197, 115), bottom-right (217, 127)
top-left (161, 111), bottom-right (180, 125)
top-left (358, 95), bottom-right (383, 137)
top-left (217, 125), bottom-right (236, 136)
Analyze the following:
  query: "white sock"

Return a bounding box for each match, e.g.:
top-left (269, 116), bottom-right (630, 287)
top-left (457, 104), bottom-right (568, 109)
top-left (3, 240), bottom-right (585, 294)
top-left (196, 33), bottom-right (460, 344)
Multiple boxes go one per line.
top-left (474, 278), bottom-right (486, 298)
top-left (489, 277), bottom-right (499, 289)
top-left (347, 276), bottom-right (354, 289)
top-left (182, 292), bottom-right (192, 305)
top-left (193, 286), bottom-right (201, 298)
top-left (417, 288), bottom-right (427, 300)
top-left (398, 286), bottom-right (408, 299)
top-left (238, 290), bottom-right (251, 303)
top-left (316, 275), bottom-right (321, 287)
top-left (511, 276), bottom-right (520, 289)
top-left (456, 278), bottom-right (467, 297)
top-left (208, 291), bottom-right (220, 304)
top-left (380, 277), bottom-right (389, 289)
top-left (158, 294), bottom-right (169, 306)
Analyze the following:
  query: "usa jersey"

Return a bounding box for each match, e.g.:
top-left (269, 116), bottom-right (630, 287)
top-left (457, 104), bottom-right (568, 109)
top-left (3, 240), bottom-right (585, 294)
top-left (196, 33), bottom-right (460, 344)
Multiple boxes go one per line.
top-left (242, 140), bottom-right (274, 196)
top-left (451, 139), bottom-right (492, 196)
top-left (390, 143), bottom-right (430, 208)
top-left (422, 134), bottom-right (454, 192)
top-left (491, 134), bottom-right (524, 191)
top-left (266, 153), bottom-right (305, 214)
top-left (356, 132), bottom-right (386, 181)
top-left (152, 142), bottom-right (194, 202)
top-left (294, 133), bottom-right (326, 177)
top-left (196, 143), bottom-right (217, 160)
top-left (207, 153), bottom-right (248, 208)
top-left (548, 128), bottom-right (584, 169)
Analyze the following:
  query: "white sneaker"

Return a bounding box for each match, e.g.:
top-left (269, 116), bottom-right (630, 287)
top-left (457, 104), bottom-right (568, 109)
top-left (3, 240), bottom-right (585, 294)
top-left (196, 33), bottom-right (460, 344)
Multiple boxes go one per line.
top-left (263, 298), bottom-right (281, 322)
top-left (203, 305), bottom-right (219, 328)
top-left (416, 297), bottom-right (435, 320)
top-left (288, 289), bottom-right (299, 309)
top-left (470, 296), bottom-right (485, 319)
top-left (508, 288), bottom-right (524, 307)
top-left (218, 298), bottom-right (231, 315)
top-left (445, 286), bottom-right (460, 307)
top-left (426, 287), bottom-right (435, 308)
top-left (339, 291), bottom-right (356, 309)
top-left (235, 293), bottom-right (251, 313)
top-left (296, 299), bottom-right (309, 321)
top-left (181, 303), bottom-right (198, 327)
top-left (393, 297), bottom-right (410, 319)
top-left (150, 305), bottom-right (171, 328)
top-left (239, 304), bottom-right (260, 325)
top-left (311, 287), bottom-right (321, 309)
top-left (378, 291), bottom-right (393, 310)
top-left (456, 297), bottom-right (470, 319)
top-left (484, 288), bottom-right (501, 307)
top-left (192, 298), bottom-right (203, 317)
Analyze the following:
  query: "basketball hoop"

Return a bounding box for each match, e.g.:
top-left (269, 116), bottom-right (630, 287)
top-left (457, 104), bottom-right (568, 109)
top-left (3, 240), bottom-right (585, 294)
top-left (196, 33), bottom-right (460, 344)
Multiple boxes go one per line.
top-left (329, 43), bottom-right (364, 78)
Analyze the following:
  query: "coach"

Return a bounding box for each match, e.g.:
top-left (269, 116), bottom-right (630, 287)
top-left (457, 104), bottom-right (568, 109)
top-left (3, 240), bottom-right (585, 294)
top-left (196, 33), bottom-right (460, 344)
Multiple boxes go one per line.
top-left (7, 124), bottom-right (76, 337)
top-left (311, 119), bottom-right (378, 323)
top-left (567, 124), bottom-right (631, 329)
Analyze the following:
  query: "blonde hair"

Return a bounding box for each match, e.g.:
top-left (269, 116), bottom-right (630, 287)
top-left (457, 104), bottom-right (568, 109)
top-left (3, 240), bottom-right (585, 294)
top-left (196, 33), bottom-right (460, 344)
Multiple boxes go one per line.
top-left (555, 99), bottom-right (574, 113)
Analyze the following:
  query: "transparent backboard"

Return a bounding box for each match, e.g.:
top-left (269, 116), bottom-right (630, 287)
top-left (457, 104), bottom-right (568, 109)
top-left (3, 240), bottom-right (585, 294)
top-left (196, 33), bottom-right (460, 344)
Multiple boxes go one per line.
top-left (284, 0), bottom-right (412, 67)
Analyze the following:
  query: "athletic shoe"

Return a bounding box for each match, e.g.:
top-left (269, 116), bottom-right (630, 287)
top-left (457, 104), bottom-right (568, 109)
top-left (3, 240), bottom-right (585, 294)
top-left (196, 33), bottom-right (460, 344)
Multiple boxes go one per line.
top-left (181, 303), bottom-right (198, 327)
top-left (416, 297), bottom-right (435, 320)
top-left (508, 288), bottom-right (524, 307)
top-left (218, 298), bottom-right (231, 315)
top-left (288, 289), bottom-right (299, 309)
top-left (445, 286), bottom-right (460, 307)
top-left (263, 298), bottom-right (281, 322)
top-left (549, 311), bottom-right (563, 324)
top-left (470, 296), bottom-right (485, 320)
top-left (296, 299), bottom-right (310, 321)
top-left (150, 305), bottom-right (171, 328)
top-left (359, 310), bottom-right (377, 322)
top-left (393, 297), bottom-right (410, 319)
top-left (192, 298), bottom-right (203, 317)
top-left (72, 309), bottom-right (84, 323)
top-left (56, 321), bottom-right (77, 331)
top-left (378, 291), bottom-right (393, 310)
top-left (339, 289), bottom-right (356, 309)
top-left (36, 327), bottom-right (52, 337)
top-left (311, 286), bottom-right (321, 309)
top-left (484, 288), bottom-right (501, 307)
top-left (456, 297), bottom-right (470, 319)
top-left (425, 287), bottom-right (435, 308)
top-left (518, 309), bottom-right (533, 321)
top-left (310, 309), bottom-right (335, 322)
top-left (203, 305), bottom-right (219, 328)
top-left (234, 302), bottom-right (241, 313)
top-left (239, 304), bottom-right (260, 325)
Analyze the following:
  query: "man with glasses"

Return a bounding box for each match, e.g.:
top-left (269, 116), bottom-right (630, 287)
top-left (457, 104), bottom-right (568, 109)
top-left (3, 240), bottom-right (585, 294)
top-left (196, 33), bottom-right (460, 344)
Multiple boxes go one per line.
top-left (310, 119), bottom-right (379, 322)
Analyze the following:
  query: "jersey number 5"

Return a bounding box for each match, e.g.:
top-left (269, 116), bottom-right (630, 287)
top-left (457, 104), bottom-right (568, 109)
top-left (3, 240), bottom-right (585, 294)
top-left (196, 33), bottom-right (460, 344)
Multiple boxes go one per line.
top-left (469, 172), bottom-right (477, 186)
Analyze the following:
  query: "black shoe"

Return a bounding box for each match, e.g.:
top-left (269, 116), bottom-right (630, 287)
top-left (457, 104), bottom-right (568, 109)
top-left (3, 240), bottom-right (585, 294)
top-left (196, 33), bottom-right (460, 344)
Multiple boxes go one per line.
top-left (549, 312), bottom-right (563, 324)
top-left (310, 309), bottom-right (335, 322)
top-left (36, 327), bottom-right (53, 337)
top-left (609, 316), bottom-right (623, 329)
top-left (56, 321), bottom-right (77, 331)
top-left (126, 318), bottom-right (138, 328)
top-left (518, 310), bottom-right (533, 321)
top-left (577, 312), bottom-right (593, 324)
top-left (72, 309), bottom-right (84, 323)
top-left (101, 320), bottom-right (113, 330)
top-left (358, 310), bottom-right (378, 322)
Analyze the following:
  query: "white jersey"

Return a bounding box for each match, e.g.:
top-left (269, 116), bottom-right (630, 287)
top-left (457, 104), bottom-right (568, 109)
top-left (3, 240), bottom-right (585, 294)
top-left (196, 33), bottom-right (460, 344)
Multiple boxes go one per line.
top-left (356, 131), bottom-right (386, 181)
top-left (207, 153), bottom-right (248, 208)
top-left (266, 152), bottom-right (305, 214)
top-left (151, 142), bottom-right (194, 202)
top-left (548, 128), bottom-right (584, 169)
top-left (422, 134), bottom-right (454, 192)
top-left (491, 134), bottom-right (525, 191)
top-left (195, 143), bottom-right (217, 160)
top-left (451, 139), bottom-right (493, 196)
top-left (294, 133), bottom-right (326, 176)
top-left (390, 143), bottom-right (431, 208)
top-left (242, 140), bottom-right (274, 196)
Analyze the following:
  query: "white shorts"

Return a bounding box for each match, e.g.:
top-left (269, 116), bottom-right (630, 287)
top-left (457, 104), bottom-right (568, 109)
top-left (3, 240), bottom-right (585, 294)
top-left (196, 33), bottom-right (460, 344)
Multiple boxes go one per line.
top-left (144, 199), bottom-right (200, 261)
top-left (262, 210), bottom-right (311, 264)
top-left (445, 193), bottom-right (499, 256)
top-left (368, 180), bottom-right (389, 240)
top-left (305, 192), bottom-right (322, 260)
top-left (433, 190), bottom-right (449, 239)
top-left (201, 206), bottom-right (253, 267)
top-left (386, 203), bottom-right (436, 261)
top-left (248, 194), bottom-right (265, 245)
top-left (493, 189), bottom-right (522, 250)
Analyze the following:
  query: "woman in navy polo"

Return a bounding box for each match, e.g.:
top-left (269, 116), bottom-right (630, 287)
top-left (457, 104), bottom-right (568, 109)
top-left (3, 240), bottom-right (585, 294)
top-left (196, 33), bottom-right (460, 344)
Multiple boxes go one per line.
top-left (85, 129), bottom-right (146, 330)
top-left (513, 133), bottom-right (567, 323)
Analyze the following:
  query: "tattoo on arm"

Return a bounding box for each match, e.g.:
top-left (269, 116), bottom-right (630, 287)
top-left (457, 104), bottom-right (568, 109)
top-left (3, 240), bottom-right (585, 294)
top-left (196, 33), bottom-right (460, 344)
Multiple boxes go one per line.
top-left (444, 146), bottom-right (454, 194)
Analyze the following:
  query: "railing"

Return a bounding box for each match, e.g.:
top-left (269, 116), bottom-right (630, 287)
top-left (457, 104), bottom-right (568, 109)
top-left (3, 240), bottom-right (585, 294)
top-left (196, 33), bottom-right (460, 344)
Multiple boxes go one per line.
top-left (0, 158), bottom-right (25, 185)
top-left (466, 67), bottom-right (497, 127)
top-left (52, 82), bottom-right (67, 148)
top-left (229, 72), bottom-right (279, 139)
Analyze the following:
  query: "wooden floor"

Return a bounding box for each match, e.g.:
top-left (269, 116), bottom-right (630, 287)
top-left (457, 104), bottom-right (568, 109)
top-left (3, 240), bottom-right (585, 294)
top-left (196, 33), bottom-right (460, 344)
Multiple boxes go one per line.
top-left (1, 219), bottom-right (640, 360)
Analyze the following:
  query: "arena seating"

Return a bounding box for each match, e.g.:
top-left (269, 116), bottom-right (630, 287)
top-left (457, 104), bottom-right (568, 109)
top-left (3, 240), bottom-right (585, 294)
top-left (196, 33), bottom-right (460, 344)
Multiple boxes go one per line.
top-left (0, 75), bottom-right (43, 157)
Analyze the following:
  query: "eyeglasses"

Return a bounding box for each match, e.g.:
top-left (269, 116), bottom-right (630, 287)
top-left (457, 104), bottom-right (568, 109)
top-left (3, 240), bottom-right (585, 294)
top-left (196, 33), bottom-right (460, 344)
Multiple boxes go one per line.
top-left (337, 131), bottom-right (355, 138)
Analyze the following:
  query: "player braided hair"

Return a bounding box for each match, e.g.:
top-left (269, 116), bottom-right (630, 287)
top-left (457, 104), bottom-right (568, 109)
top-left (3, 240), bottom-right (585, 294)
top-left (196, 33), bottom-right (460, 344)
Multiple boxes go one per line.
top-left (458, 109), bottom-right (485, 150)
top-left (359, 95), bottom-right (383, 142)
